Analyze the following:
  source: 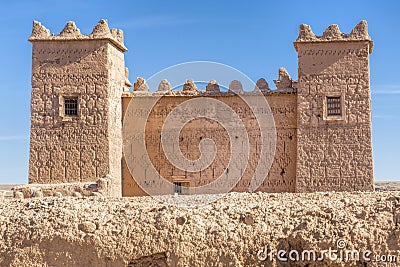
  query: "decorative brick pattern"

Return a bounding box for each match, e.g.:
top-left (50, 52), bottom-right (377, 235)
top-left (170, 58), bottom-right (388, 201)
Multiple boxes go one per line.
top-left (28, 20), bottom-right (374, 196)
top-left (28, 20), bottom-right (128, 196)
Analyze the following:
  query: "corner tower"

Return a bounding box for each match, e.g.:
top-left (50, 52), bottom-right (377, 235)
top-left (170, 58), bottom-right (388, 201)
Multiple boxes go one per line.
top-left (28, 20), bottom-right (129, 196)
top-left (294, 21), bottom-right (374, 192)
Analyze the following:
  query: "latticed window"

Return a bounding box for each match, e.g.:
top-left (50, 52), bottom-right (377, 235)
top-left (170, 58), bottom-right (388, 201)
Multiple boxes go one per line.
top-left (326, 96), bottom-right (342, 116)
top-left (64, 98), bottom-right (78, 116)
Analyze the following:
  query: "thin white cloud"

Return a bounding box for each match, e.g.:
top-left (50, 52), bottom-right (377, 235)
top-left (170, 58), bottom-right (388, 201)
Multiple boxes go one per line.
top-left (0, 135), bottom-right (29, 141)
top-left (372, 115), bottom-right (395, 119)
top-left (372, 90), bottom-right (400, 95)
top-left (372, 85), bottom-right (400, 95)
top-left (114, 16), bottom-right (197, 29)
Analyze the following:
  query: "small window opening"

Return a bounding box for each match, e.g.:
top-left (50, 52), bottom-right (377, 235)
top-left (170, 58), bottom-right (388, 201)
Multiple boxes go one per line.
top-left (173, 182), bottom-right (182, 194)
top-left (64, 98), bottom-right (78, 116)
top-left (327, 96), bottom-right (342, 116)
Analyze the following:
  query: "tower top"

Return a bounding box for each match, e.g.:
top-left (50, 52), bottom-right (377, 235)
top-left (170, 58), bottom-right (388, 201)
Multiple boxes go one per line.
top-left (28, 19), bottom-right (127, 52)
top-left (293, 20), bottom-right (373, 53)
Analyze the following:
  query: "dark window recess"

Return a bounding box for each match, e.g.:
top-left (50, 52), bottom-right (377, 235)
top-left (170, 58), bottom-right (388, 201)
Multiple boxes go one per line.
top-left (327, 96), bottom-right (342, 116)
top-left (173, 182), bottom-right (182, 194)
top-left (64, 98), bottom-right (78, 116)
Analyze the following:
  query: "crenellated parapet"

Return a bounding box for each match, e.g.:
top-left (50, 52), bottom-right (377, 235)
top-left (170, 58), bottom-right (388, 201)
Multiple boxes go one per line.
top-left (30, 21), bottom-right (50, 38)
top-left (228, 80), bottom-right (244, 94)
top-left (158, 79), bottom-right (172, 92)
top-left (254, 78), bottom-right (270, 93)
top-left (183, 79), bottom-right (198, 92)
top-left (205, 80), bottom-right (220, 92)
top-left (294, 20), bottom-right (373, 53)
top-left (59, 21), bottom-right (81, 37)
top-left (125, 70), bottom-right (296, 98)
top-left (28, 19), bottom-right (127, 52)
top-left (274, 68), bottom-right (293, 90)
top-left (133, 77), bottom-right (149, 92)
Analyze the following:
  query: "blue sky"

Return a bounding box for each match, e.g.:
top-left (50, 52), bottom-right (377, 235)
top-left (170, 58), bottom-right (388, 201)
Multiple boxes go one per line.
top-left (0, 0), bottom-right (399, 184)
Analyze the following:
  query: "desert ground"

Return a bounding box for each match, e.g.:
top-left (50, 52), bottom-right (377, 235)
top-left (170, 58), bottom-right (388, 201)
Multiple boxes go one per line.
top-left (374, 181), bottom-right (400, 191)
top-left (1, 181), bottom-right (399, 199)
top-left (0, 182), bottom-right (399, 266)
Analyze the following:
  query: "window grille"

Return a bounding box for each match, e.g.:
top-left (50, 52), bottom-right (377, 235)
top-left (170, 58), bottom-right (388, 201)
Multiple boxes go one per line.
top-left (64, 98), bottom-right (78, 116)
top-left (327, 96), bottom-right (342, 116)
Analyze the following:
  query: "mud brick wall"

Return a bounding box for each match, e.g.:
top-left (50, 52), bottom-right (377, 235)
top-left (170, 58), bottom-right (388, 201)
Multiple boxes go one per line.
top-left (121, 93), bottom-right (297, 196)
top-left (294, 22), bottom-right (374, 192)
top-left (28, 21), bottom-right (127, 196)
top-left (27, 20), bottom-right (375, 196)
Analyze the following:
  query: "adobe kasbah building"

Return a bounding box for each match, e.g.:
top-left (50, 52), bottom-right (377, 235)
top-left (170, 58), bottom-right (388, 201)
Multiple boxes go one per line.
top-left (26, 19), bottom-right (374, 198)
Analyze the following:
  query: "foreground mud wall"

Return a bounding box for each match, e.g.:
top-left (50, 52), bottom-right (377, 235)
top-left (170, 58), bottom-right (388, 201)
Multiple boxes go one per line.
top-left (0, 192), bottom-right (399, 266)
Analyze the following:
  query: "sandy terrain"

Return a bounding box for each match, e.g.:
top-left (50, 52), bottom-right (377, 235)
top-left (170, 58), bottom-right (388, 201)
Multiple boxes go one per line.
top-left (1, 181), bottom-right (399, 199)
top-left (0, 184), bottom-right (17, 199)
top-left (374, 181), bottom-right (400, 191)
top-left (0, 190), bottom-right (400, 266)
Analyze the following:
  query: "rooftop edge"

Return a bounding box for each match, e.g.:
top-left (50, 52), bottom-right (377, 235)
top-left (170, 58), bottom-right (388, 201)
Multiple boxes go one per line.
top-left (294, 20), bottom-right (373, 53)
top-left (28, 19), bottom-right (127, 52)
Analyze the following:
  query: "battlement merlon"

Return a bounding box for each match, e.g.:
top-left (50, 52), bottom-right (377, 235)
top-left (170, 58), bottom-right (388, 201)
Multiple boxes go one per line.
top-left (293, 20), bottom-right (373, 53)
top-left (122, 68), bottom-right (297, 98)
top-left (28, 19), bottom-right (128, 52)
